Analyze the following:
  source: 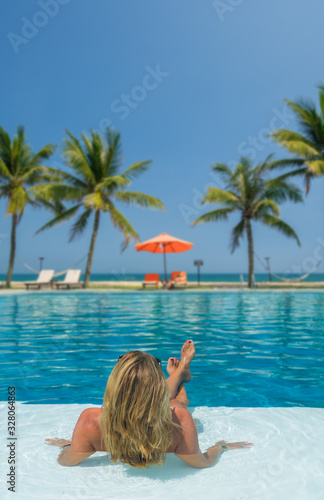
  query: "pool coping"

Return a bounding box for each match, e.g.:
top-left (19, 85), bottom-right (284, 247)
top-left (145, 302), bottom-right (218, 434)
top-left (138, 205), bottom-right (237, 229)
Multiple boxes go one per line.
top-left (2, 287), bottom-right (324, 296)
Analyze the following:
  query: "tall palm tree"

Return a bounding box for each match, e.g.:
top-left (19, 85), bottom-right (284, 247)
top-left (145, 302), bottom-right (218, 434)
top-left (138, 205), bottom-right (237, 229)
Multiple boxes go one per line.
top-left (271, 85), bottom-right (324, 194)
top-left (0, 126), bottom-right (55, 287)
top-left (192, 156), bottom-right (302, 288)
top-left (35, 128), bottom-right (165, 288)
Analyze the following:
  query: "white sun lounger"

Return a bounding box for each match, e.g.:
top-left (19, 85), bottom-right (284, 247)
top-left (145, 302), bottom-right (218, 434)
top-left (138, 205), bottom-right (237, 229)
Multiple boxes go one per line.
top-left (24, 270), bottom-right (55, 290)
top-left (55, 269), bottom-right (82, 289)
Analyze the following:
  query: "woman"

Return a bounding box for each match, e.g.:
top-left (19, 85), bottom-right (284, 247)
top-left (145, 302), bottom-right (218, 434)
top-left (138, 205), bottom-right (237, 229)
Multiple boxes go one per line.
top-left (45, 340), bottom-right (253, 468)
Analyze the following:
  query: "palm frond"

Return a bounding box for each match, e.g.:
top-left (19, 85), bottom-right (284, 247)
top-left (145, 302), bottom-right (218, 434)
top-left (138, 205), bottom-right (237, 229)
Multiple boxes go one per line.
top-left (19, 165), bottom-right (53, 185)
top-left (41, 167), bottom-right (88, 188)
top-left (0, 156), bottom-right (12, 180)
top-left (96, 175), bottom-right (131, 192)
top-left (259, 214), bottom-right (301, 246)
top-left (83, 192), bottom-right (107, 211)
top-left (251, 154), bottom-right (275, 175)
top-left (36, 204), bottom-right (81, 234)
top-left (285, 98), bottom-right (324, 145)
top-left (30, 183), bottom-right (84, 203)
top-left (318, 85), bottom-right (324, 119)
top-left (69, 208), bottom-right (92, 242)
top-left (192, 207), bottom-right (235, 226)
top-left (33, 197), bottom-right (65, 215)
top-left (103, 128), bottom-right (122, 176)
top-left (6, 186), bottom-right (30, 216)
top-left (121, 160), bottom-right (152, 181)
top-left (109, 204), bottom-right (139, 251)
top-left (273, 140), bottom-right (319, 158)
top-left (264, 179), bottom-right (303, 203)
top-left (202, 186), bottom-right (240, 205)
top-left (239, 157), bottom-right (253, 170)
top-left (270, 129), bottom-right (319, 156)
top-left (253, 199), bottom-right (280, 217)
top-left (0, 126), bottom-right (14, 172)
top-left (63, 130), bottom-right (96, 183)
top-left (113, 191), bottom-right (165, 210)
top-left (230, 218), bottom-right (245, 253)
top-left (210, 162), bottom-right (233, 182)
top-left (304, 160), bottom-right (324, 176)
top-left (266, 158), bottom-right (306, 170)
top-left (88, 130), bottom-right (104, 182)
top-left (29, 144), bottom-right (56, 165)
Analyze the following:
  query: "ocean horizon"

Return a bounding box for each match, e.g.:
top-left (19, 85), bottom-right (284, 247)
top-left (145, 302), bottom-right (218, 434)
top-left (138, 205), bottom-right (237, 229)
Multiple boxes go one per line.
top-left (2, 272), bottom-right (324, 282)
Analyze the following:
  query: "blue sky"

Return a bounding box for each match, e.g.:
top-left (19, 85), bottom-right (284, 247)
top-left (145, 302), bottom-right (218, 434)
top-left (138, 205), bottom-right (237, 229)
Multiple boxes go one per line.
top-left (1, 0), bottom-right (324, 276)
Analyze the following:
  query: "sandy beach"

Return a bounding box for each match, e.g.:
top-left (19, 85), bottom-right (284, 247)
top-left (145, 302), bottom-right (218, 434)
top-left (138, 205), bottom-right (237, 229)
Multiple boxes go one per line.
top-left (2, 281), bottom-right (324, 290)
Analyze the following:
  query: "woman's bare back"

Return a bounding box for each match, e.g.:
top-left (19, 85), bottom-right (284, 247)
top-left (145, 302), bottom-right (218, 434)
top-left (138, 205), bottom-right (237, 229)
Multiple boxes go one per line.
top-left (70, 406), bottom-right (199, 456)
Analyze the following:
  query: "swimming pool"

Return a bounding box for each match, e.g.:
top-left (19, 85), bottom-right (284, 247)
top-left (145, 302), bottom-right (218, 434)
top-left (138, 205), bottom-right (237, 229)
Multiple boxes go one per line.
top-left (0, 290), bottom-right (323, 407)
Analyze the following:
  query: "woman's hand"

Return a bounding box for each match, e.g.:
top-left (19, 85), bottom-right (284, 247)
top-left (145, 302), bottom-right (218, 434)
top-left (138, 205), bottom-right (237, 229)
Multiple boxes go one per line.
top-left (44, 438), bottom-right (71, 447)
top-left (214, 440), bottom-right (254, 450)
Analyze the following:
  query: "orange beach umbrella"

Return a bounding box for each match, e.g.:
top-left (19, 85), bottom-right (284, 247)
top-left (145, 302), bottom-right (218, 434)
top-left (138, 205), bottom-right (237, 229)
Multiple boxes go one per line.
top-left (135, 233), bottom-right (193, 281)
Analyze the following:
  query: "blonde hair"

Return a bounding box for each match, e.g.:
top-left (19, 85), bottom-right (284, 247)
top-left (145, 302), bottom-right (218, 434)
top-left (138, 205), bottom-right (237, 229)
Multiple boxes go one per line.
top-left (100, 351), bottom-right (175, 468)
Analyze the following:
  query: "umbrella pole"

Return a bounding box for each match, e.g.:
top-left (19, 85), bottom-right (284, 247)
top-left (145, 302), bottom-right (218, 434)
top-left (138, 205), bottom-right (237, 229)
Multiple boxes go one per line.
top-left (163, 248), bottom-right (167, 282)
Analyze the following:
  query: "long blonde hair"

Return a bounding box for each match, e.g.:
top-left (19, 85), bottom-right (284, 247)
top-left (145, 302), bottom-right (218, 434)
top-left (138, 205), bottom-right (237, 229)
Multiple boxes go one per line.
top-left (100, 351), bottom-right (175, 468)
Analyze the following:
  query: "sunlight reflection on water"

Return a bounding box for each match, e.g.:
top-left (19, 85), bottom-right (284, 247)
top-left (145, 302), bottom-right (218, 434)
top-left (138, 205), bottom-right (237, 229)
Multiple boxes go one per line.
top-left (0, 291), bottom-right (323, 406)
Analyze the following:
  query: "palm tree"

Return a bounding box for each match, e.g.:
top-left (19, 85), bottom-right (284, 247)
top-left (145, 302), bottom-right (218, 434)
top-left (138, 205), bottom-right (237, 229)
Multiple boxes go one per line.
top-left (192, 156), bottom-right (302, 288)
top-left (0, 126), bottom-right (55, 287)
top-left (271, 85), bottom-right (324, 194)
top-left (35, 128), bottom-right (165, 288)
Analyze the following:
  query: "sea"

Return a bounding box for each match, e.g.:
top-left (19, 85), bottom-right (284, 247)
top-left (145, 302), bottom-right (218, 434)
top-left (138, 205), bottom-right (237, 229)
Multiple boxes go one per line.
top-left (1, 272), bottom-right (324, 282)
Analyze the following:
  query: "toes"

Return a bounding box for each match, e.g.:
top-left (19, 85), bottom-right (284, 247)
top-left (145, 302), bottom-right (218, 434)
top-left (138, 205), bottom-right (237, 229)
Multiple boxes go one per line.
top-left (181, 340), bottom-right (190, 352)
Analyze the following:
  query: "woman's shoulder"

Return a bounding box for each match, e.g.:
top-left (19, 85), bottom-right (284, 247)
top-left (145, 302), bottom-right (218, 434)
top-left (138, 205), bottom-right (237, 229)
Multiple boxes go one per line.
top-left (171, 407), bottom-right (200, 455)
top-left (171, 406), bottom-right (197, 437)
top-left (172, 406), bottom-right (193, 425)
top-left (75, 407), bottom-right (104, 451)
top-left (78, 407), bottom-right (103, 428)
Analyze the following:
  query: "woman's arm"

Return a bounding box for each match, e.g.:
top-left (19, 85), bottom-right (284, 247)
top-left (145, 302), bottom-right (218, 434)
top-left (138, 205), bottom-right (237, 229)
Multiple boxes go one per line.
top-left (45, 409), bottom-right (97, 466)
top-left (174, 408), bottom-right (253, 469)
top-left (176, 442), bottom-right (253, 469)
top-left (175, 445), bottom-right (224, 469)
top-left (57, 446), bottom-right (95, 467)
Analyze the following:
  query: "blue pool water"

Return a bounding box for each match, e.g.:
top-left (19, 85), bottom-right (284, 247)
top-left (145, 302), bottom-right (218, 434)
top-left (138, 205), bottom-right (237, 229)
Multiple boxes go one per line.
top-left (0, 291), bottom-right (323, 407)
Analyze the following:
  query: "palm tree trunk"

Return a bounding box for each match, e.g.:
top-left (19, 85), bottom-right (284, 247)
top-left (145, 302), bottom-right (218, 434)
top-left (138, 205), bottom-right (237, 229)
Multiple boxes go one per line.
top-left (6, 213), bottom-right (18, 288)
top-left (83, 210), bottom-right (100, 288)
top-left (246, 218), bottom-right (254, 288)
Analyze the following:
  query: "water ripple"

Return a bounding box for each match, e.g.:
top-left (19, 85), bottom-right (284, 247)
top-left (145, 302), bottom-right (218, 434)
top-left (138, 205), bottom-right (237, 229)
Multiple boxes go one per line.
top-left (0, 291), bottom-right (323, 406)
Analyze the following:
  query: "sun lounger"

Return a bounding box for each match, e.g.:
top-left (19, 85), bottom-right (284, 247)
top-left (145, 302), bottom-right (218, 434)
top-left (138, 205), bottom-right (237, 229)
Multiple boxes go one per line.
top-left (24, 270), bottom-right (55, 290)
top-left (170, 271), bottom-right (187, 287)
top-left (56, 269), bottom-right (82, 289)
top-left (142, 273), bottom-right (160, 288)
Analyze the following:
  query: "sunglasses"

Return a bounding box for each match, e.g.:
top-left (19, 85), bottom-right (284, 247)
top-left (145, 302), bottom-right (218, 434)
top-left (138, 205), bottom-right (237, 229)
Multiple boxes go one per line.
top-left (118, 354), bottom-right (162, 367)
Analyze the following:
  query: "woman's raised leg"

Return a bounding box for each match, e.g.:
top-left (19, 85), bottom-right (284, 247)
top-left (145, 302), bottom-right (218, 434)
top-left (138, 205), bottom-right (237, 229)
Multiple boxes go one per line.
top-left (165, 340), bottom-right (195, 401)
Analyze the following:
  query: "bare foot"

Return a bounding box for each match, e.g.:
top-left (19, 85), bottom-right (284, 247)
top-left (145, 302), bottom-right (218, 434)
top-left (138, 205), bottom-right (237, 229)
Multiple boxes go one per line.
top-left (179, 340), bottom-right (196, 382)
top-left (167, 357), bottom-right (180, 376)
